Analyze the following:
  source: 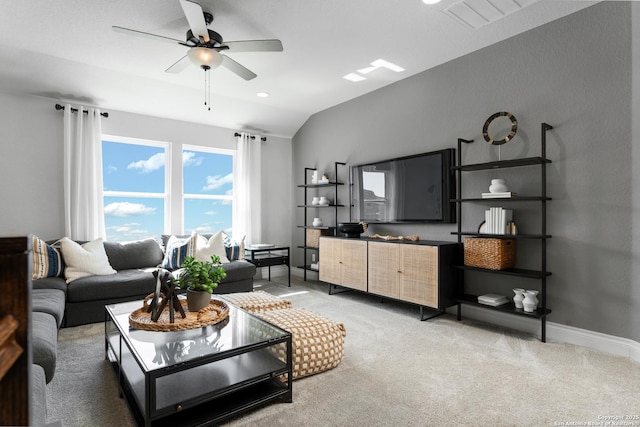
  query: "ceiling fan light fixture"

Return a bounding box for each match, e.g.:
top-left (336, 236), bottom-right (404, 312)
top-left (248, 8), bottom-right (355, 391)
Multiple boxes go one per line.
top-left (187, 47), bottom-right (223, 69)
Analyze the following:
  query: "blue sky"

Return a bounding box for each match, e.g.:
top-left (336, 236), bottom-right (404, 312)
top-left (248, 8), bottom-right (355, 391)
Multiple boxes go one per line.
top-left (102, 140), bottom-right (233, 242)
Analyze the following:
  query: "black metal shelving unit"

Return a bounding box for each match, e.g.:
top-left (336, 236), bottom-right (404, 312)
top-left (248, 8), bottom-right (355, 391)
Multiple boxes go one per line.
top-left (297, 162), bottom-right (346, 281)
top-left (452, 123), bottom-right (553, 342)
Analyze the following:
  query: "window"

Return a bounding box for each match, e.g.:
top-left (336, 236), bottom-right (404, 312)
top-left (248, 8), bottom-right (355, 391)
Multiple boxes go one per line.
top-left (182, 146), bottom-right (234, 235)
top-left (102, 136), bottom-right (169, 242)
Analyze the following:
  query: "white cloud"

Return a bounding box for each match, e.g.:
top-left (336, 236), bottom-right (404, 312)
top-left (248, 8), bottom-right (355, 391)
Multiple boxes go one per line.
top-left (202, 173), bottom-right (233, 191)
top-left (204, 210), bottom-right (217, 216)
top-left (127, 153), bottom-right (165, 173)
top-left (104, 202), bottom-right (156, 217)
top-left (183, 151), bottom-right (203, 167)
top-left (106, 165), bottom-right (118, 174)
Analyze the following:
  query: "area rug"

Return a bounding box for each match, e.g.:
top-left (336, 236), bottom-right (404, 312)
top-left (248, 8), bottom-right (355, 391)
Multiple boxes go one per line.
top-left (46, 276), bottom-right (640, 426)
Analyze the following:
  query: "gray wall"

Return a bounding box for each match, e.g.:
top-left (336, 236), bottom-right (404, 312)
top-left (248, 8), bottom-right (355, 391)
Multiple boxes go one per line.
top-left (292, 2), bottom-right (639, 342)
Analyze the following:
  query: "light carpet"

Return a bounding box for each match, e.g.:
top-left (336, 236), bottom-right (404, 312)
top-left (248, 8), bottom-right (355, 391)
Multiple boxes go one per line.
top-left (46, 276), bottom-right (640, 426)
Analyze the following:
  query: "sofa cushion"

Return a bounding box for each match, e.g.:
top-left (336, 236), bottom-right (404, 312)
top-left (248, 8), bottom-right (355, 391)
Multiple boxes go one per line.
top-left (195, 231), bottom-right (229, 264)
top-left (103, 238), bottom-right (164, 271)
top-left (162, 234), bottom-right (197, 269)
top-left (219, 260), bottom-right (256, 283)
top-left (32, 276), bottom-right (68, 295)
top-left (32, 312), bottom-right (58, 383)
top-left (32, 364), bottom-right (47, 427)
top-left (223, 232), bottom-right (246, 261)
top-left (66, 269), bottom-right (157, 303)
top-left (60, 238), bottom-right (117, 283)
top-left (32, 288), bottom-right (66, 328)
top-left (32, 235), bottom-right (64, 279)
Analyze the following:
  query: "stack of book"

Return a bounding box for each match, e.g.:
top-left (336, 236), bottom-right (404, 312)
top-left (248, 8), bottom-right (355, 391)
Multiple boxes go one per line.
top-left (477, 293), bottom-right (509, 306)
top-left (482, 207), bottom-right (514, 235)
top-left (481, 191), bottom-right (517, 199)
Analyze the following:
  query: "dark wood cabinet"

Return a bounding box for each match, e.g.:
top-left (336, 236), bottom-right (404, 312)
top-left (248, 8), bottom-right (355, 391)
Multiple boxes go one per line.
top-left (0, 237), bottom-right (33, 426)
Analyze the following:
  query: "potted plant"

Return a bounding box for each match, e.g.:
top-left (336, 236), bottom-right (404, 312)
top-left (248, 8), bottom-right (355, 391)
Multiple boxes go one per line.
top-left (176, 255), bottom-right (227, 312)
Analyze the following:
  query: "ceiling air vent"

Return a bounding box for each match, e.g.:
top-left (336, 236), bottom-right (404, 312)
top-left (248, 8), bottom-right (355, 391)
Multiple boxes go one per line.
top-left (442, 0), bottom-right (539, 30)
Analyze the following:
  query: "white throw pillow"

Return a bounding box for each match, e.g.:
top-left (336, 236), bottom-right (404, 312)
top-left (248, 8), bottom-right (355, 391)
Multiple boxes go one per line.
top-left (195, 231), bottom-right (229, 264)
top-left (60, 237), bottom-right (117, 283)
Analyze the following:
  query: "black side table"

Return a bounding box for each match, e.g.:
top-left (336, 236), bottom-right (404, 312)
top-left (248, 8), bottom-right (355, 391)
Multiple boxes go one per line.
top-left (245, 246), bottom-right (290, 287)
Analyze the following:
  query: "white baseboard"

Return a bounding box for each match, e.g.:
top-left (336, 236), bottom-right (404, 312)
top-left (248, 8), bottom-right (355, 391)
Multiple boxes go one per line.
top-left (282, 270), bottom-right (640, 364)
top-left (451, 304), bottom-right (640, 364)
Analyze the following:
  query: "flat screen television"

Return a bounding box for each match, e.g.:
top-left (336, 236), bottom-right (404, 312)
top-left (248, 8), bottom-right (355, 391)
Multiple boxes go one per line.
top-left (351, 148), bottom-right (456, 224)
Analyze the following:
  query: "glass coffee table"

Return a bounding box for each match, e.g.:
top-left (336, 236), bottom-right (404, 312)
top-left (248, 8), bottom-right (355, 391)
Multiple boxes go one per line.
top-left (105, 299), bottom-right (292, 427)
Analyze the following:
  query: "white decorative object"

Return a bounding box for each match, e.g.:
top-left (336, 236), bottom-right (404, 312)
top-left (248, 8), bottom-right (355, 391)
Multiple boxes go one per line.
top-left (513, 288), bottom-right (526, 309)
top-left (489, 179), bottom-right (509, 193)
top-left (311, 170), bottom-right (318, 183)
top-left (311, 197), bottom-right (320, 205)
top-left (319, 196), bottom-right (330, 205)
top-left (312, 218), bottom-right (323, 227)
top-left (522, 290), bottom-right (539, 313)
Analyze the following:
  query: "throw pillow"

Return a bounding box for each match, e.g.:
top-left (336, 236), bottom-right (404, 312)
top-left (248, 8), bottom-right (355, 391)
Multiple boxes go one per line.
top-left (223, 232), bottom-right (246, 261)
top-left (162, 232), bottom-right (197, 270)
top-left (195, 231), bottom-right (229, 264)
top-left (60, 237), bottom-right (117, 283)
top-left (31, 236), bottom-right (64, 280)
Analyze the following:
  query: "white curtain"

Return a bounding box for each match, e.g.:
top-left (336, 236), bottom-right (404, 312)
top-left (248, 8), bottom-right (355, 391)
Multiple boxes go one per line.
top-left (63, 104), bottom-right (106, 240)
top-left (233, 132), bottom-right (262, 245)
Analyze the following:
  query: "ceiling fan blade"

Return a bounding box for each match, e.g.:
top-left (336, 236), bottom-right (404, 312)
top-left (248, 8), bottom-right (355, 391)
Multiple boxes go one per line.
top-left (223, 39), bottom-right (283, 53)
top-left (165, 55), bottom-right (191, 73)
top-left (221, 56), bottom-right (257, 81)
top-left (112, 26), bottom-right (186, 45)
top-left (179, 0), bottom-right (210, 43)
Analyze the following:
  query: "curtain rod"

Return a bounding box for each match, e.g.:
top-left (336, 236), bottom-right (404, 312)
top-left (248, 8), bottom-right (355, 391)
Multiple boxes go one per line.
top-left (234, 132), bottom-right (266, 142)
top-left (55, 103), bottom-right (109, 118)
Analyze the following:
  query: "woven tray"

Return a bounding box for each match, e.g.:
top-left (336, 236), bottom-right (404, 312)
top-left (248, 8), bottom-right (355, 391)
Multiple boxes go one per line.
top-left (129, 295), bottom-right (229, 332)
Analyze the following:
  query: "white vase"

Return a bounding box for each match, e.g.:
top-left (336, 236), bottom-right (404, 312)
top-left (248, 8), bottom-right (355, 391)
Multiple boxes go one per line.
top-left (513, 288), bottom-right (526, 309)
top-left (311, 197), bottom-right (320, 205)
top-left (319, 196), bottom-right (330, 205)
top-left (312, 218), bottom-right (323, 227)
top-left (522, 290), bottom-right (539, 313)
top-left (489, 179), bottom-right (509, 193)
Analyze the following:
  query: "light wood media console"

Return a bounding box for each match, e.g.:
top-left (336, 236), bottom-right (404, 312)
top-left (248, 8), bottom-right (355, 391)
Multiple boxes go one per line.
top-left (318, 236), bottom-right (460, 320)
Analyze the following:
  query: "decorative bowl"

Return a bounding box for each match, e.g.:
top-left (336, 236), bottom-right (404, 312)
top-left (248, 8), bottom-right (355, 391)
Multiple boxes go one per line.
top-left (337, 223), bottom-right (364, 238)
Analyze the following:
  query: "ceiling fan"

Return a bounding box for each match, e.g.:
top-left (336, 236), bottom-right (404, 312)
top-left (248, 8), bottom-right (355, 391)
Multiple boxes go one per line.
top-left (112, 0), bottom-right (283, 81)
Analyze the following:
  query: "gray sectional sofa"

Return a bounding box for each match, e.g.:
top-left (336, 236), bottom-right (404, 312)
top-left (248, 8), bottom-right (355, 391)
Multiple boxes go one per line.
top-left (34, 237), bottom-right (256, 327)
top-left (30, 235), bottom-right (256, 424)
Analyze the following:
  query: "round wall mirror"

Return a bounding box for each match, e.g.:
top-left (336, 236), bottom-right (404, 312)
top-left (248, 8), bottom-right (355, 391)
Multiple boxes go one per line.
top-left (483, 112), bottom-right (518, 145)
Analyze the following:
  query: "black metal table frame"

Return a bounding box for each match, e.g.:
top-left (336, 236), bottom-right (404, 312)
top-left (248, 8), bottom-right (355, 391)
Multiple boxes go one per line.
top-left (105, 302), bottom-right (293, 426)
top-left (245, 246), bottom-right (291, 286)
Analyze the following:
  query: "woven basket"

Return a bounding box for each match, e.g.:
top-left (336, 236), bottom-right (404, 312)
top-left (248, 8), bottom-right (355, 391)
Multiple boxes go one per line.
top-left (464, 238), bottom-right (515, 270)
top-left (306, 229), bottom-right (332, 248)
top-left (129, 295), bottom-right (229, 331)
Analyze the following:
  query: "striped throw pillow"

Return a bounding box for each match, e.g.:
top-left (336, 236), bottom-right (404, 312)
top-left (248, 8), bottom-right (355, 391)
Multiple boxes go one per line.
top-left (162, 233), bottom-right (197, 269)
top-left (223, 232), bottom-right (246, 261)
top-left (32, 236), bottom-right (65, 280)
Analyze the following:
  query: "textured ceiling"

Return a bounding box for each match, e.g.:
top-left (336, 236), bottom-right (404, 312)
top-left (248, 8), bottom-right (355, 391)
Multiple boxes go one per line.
top-left (0, 0), bottom-right (595, 137)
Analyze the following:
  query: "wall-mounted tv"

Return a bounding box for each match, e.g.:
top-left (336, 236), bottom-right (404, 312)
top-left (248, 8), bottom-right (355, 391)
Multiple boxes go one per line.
top-left (351, 148), bottom-right (456, 224)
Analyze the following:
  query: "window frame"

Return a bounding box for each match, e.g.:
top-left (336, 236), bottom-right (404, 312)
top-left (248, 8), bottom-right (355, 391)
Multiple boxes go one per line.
top-left (101, 134), bottom-right (171, 240)
top-left (181, 144), bottom-right (235, 235)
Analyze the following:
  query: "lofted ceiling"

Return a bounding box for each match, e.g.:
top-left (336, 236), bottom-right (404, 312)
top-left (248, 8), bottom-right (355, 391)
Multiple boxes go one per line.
top-left (0, 0), bottom-right (596, 138)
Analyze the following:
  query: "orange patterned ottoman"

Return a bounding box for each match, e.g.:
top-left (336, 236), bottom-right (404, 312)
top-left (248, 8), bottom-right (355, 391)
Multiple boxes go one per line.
top-left (255, 307), bottom-right (346, 380)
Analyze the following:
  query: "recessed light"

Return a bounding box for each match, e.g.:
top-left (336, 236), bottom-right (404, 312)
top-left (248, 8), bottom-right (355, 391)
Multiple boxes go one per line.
top-left (423, 0), bottom-right (441, 4)
top-left (343, 73), bottom-right (367, 82)
top-left (256, 92), bottom-right (270, 98)
top-left (359, 59), bottom-right (405, 74)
